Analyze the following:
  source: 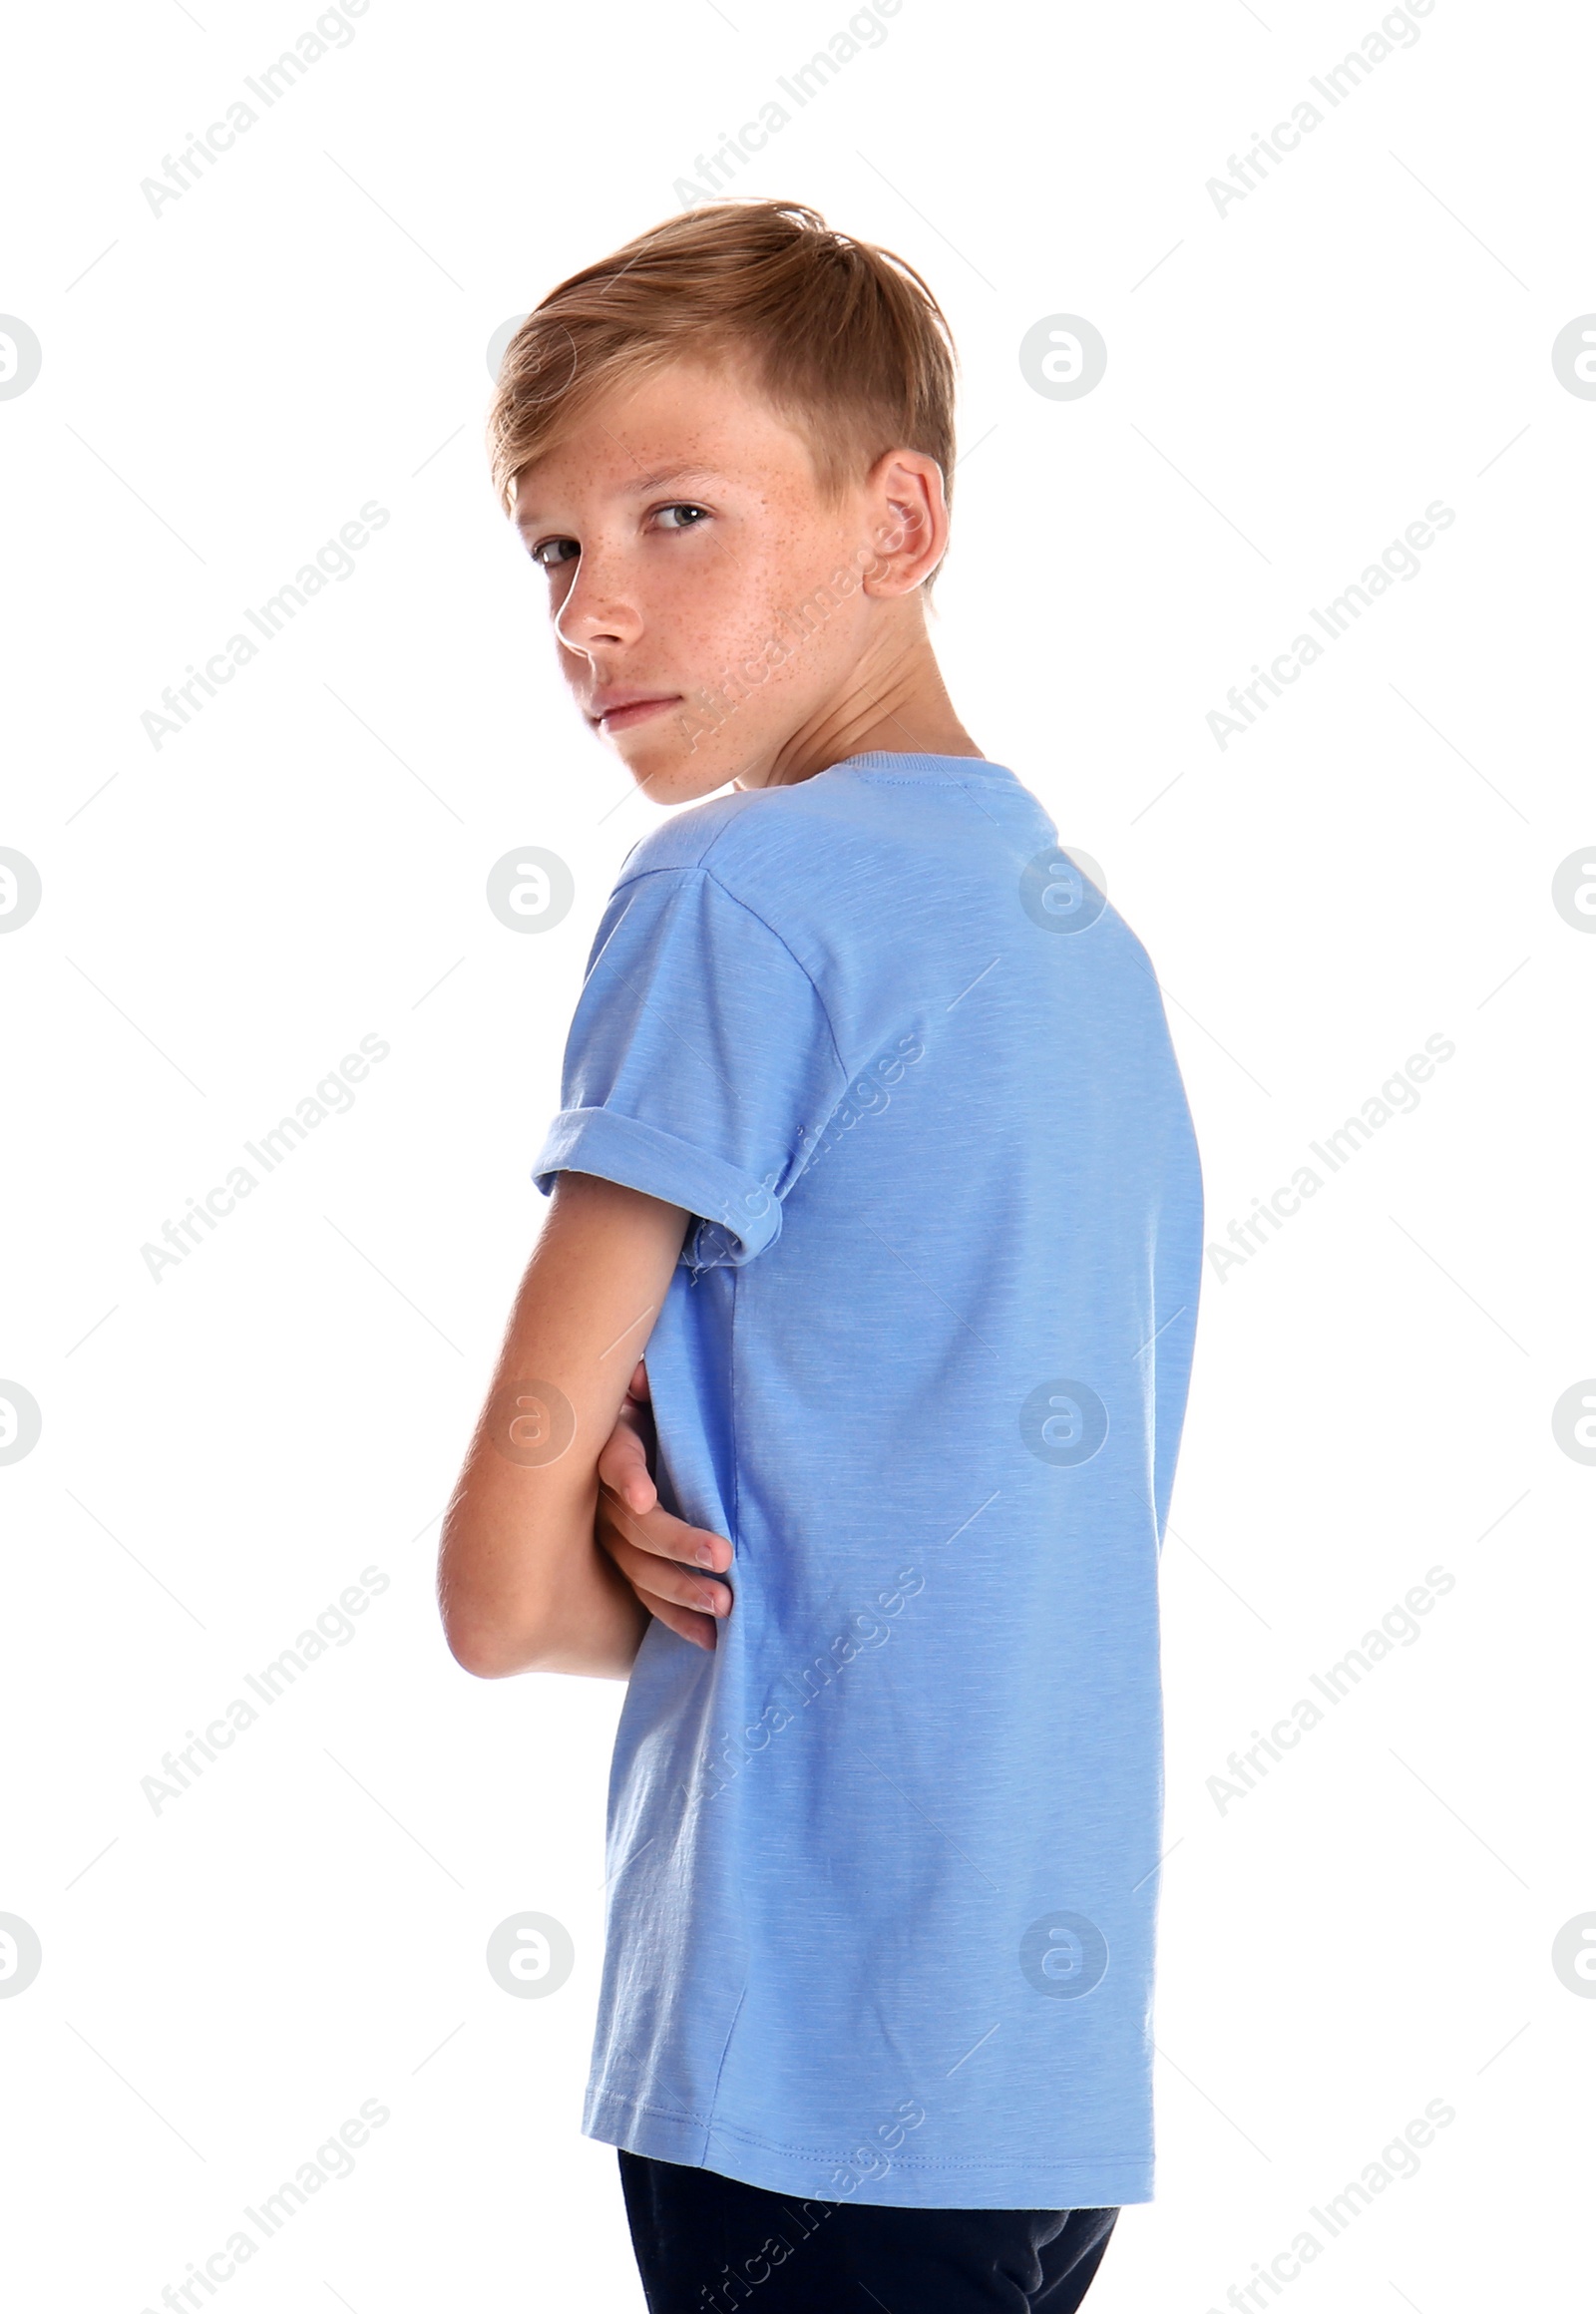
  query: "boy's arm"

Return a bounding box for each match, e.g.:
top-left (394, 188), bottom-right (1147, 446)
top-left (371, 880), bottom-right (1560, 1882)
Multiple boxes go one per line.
top-left (437, 1169), bottom-right (699, 1681)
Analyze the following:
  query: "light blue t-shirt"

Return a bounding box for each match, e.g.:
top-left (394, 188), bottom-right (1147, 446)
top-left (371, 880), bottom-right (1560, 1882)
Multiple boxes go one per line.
top-left (532, 750), bottom-right (1203, 2210)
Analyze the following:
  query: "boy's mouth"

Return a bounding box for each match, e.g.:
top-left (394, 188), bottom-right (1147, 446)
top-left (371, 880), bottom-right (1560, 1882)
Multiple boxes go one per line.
top-left (590, 689), bottom-right (680, 733)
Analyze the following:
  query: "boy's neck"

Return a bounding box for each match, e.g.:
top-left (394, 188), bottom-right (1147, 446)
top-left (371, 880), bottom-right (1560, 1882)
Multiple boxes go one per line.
top-left (736, 630), bottom-right (982, 790)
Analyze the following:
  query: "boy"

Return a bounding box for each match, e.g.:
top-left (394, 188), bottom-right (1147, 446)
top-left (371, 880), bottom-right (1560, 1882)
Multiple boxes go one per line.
top-left (439, 199), bottom-right (1203, 2313)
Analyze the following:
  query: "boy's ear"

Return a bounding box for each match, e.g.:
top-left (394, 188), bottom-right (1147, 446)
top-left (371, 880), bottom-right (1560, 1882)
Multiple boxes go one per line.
top-left (859, 449), bottom-right (950, 599)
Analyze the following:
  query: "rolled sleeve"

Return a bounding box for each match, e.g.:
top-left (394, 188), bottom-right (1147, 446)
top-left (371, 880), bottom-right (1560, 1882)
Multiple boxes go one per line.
top-left (532, 1105), bottom-right (783, 1266)
top-left (532, 865), bottom-right (846, 1272)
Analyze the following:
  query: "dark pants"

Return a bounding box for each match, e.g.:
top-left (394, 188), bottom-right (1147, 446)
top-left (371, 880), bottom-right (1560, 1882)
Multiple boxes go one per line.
top-left (618, 2148), bottom-right (1119, 2313)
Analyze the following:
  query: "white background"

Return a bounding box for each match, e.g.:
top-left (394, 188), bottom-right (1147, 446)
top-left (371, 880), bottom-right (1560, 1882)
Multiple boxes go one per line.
top-left (2, 0), bottom-right (1591, 2306)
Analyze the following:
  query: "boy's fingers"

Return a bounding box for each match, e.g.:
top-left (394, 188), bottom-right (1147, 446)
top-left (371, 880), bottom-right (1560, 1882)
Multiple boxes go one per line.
top-left (601, 1527), bottom-right (732, 1619)
top-left (597, 1417), bottom-right (656, 1512)
top-left (640, 1594), bottom-right (716, 1651)
top-left (619, 1554), bottom-right (718, 1647)
top-left (598, 1482), bottom-right (730, 1572)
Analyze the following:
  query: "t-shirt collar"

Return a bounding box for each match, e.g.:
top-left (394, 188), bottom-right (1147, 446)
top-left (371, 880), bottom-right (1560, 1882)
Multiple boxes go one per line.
top-left (823, 750), bottom-right (1017, 784)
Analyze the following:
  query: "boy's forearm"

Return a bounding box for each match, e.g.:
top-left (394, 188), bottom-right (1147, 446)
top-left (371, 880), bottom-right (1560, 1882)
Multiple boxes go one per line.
top-left (526, 1510), bottom-right (653, 1678)
top-left (437, 1171), bottom-right (688, 1681)
top-left (456, 1474), bottom-right (651, 1680)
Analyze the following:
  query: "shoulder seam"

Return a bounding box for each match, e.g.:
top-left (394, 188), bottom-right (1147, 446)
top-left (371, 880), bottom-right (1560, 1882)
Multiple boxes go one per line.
top-left (613, 792), bottom-right (761, 890)
top-left (609, 861), bottom-right (852, 1088)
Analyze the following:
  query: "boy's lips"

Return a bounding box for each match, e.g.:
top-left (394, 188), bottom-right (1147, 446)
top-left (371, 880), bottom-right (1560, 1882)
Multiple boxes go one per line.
top-left (590, 690), bottom-right (680, 732)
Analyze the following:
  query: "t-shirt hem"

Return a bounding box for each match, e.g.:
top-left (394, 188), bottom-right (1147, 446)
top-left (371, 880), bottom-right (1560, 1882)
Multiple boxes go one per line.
top-left (582, 2088), bottom-right (1152, 2209)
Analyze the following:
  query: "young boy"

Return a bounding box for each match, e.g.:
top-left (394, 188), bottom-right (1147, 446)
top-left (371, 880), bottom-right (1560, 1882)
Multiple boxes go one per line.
top-left (439, 199), bottom-right (1203, 2313)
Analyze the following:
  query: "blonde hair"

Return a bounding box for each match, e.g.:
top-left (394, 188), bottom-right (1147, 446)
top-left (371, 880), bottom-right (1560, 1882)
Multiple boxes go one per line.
top-left (486, 198), bottom-right (960, 590)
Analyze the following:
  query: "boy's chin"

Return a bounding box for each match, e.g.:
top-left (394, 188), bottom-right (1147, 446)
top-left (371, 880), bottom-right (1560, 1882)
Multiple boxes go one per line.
top-left (608, 726), bottom-right (757, 804)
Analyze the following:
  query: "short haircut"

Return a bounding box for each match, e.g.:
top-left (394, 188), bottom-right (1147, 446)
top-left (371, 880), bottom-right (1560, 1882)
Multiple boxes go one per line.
top-left (486, 198), bottom-right (960, 592)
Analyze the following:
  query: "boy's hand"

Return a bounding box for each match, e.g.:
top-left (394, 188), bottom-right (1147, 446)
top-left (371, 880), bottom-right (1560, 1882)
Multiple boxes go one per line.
top-left (596, 1359), bottom-right (733, 1652)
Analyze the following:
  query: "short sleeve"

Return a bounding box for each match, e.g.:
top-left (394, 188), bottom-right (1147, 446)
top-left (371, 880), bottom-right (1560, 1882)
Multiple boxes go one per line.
top-left (532, 867), bottom-right (847, 1270)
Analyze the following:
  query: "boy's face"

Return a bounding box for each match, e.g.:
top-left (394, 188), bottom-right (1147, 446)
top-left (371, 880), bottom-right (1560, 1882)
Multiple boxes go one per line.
top-left (511, 352), bottom-right (928, 800)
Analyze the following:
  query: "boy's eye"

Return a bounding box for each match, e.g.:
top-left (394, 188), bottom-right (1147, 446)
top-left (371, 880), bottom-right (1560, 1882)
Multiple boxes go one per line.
top-left (529, 505), bottom-right (708, 569)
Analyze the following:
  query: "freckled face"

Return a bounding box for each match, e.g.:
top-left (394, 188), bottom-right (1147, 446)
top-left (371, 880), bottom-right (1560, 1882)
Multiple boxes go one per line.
top-left (511, 355), bottom-right (887, 802)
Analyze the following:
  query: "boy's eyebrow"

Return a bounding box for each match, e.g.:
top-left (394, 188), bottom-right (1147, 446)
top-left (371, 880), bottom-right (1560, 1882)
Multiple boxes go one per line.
top-left (514, 464), bottom-right (725, 533)
top-left (618, 463), bottom-right (725, 496)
